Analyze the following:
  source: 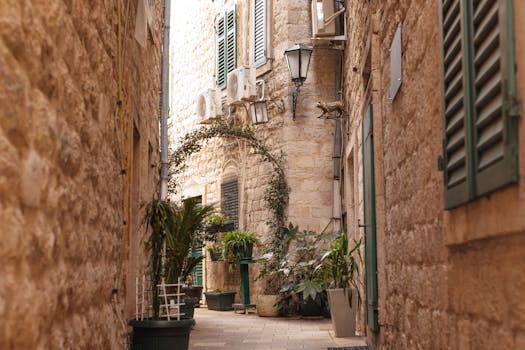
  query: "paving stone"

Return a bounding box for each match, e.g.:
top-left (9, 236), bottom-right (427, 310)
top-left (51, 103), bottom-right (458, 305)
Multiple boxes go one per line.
top-left (189, 308), bottom-right (366, 350)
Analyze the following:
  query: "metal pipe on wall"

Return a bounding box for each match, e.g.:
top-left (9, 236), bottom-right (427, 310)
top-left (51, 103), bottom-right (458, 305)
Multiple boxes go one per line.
top-left (159, 0), bottom-right (171, 200)
top-left (332, 49), bottom-right (344, 232)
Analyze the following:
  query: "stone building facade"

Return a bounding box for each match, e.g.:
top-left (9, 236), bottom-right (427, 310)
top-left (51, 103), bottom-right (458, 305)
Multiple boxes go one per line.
top-left (168, 0), bottom-right (524, 347)
top-left (169, 0), bottom-right (340, 299)
top-left (341, 0), bottom-right (525, 349)
top-left (0, 1), bottom-right (164, 348)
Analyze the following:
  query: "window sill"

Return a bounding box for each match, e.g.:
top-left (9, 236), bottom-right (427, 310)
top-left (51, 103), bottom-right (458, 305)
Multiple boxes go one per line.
top-left (444, 183), bottom-right (525, 246)
top-left (255, 60), bottom-right (272, 78)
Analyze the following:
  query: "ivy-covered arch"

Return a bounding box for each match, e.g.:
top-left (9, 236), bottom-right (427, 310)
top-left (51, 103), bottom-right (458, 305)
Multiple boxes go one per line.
top-left (168, 120), bottom-right (288, 232)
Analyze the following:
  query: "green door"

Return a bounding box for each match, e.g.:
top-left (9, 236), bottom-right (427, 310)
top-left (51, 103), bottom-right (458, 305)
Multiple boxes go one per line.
top-left (191, 244), bottom-right (203, 286)
top-left (362, 104), bottom-right (379, 332)
top-left (184, 196), bottom-right (204, 287)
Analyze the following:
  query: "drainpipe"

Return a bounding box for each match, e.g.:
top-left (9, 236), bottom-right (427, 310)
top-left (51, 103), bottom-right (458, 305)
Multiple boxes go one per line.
top-left (159, 0), bottom-right (171, 200)
top-left (332, 50), bottom-right (344, 232)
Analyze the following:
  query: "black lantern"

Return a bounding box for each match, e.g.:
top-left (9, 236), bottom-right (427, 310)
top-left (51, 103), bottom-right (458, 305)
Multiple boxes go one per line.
top-left (249, 100), bottom-right (269, 124)
top-left (284, 44), bottom-right (313, 119)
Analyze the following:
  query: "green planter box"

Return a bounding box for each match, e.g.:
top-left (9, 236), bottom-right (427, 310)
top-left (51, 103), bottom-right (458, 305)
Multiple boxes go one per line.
top-left (204, 291), bottom-right (236, 311)
top-left (300, 297), bottom-right (323, 317)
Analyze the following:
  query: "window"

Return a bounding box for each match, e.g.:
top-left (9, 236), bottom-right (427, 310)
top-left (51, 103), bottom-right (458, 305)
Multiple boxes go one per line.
top-left (221, 180), bottom-right (239, 229)
top-left (252, 0), bottom-right (267, 67)
top-left (439, 0), bottom-right (519, 209)
top-left (216, 6), bottom-right (237, 89)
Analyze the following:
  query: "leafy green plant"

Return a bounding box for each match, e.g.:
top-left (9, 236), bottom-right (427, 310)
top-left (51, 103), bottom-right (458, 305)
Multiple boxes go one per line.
top-left (206, 241), bottom-right (224, 261)
top-left (164, 198), bottom-right (215, 284)
top-left (222, 230), bottom-right (259, 261)
top-left (255, 223), bottom-right (298, 294)
top-left (143, 197), bottom-right (215, 319)
top-left (321, 231), bottom-right (362, 307)
top-left (143, 199), bottom-right (175, 319)
top-left (206, 213), bottom-right (230, 226)
top-left (257, 224), bottom-right (334, 314)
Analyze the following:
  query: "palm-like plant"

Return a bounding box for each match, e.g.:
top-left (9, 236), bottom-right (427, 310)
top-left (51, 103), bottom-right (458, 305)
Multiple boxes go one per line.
top-left (165, 198), bottom-right (215, 284)
top-left (144, 198), bottom-right (214, 319)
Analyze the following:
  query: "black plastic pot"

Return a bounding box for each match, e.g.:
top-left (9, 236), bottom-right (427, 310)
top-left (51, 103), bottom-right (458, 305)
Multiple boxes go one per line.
top-left (182, 286), bottom-right (203, 304)
top-left (232, 243), bottom-right (253, 261)
top-left (129, 318), bottom-right (193, 350)
top-left (209, 250), bottom-right (223, 261)
top-left (204, 291), bottom-right (236, 311)
top-left (300, 297), bottom-right (323, 317)
top-left (180, 297), bottom-right (198, 319)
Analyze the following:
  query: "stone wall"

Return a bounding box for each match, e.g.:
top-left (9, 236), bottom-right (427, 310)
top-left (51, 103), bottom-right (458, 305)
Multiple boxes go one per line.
top-left (0, 1), bottom-right (163, 348)
top-left (169, 0), bottom-right (338, 299)
top-left (342, 0), bottom-right (525, 348)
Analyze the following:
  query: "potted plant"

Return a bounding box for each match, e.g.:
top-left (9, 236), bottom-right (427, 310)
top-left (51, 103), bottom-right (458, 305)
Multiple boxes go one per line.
top-left (222, 230), bottom-right (259, 261)
top-left (203, 290), bottom-right (237, 311)
top-left (255, 252), bottom-right (281, 317)
top-left (259, 225), bottom-right (332, 318)
top-left (129, 198), bottom-right (214, 350)
top-left (255, 223), bottom-right (298, 317)
top-left (204, 213), bottom-right (234, 237)
top-left (165, 198), bottom-right (214, 313)
top-left (321, 231), bottom-right (362, 337)
top-left (206, 242), bottom-right (224, 261)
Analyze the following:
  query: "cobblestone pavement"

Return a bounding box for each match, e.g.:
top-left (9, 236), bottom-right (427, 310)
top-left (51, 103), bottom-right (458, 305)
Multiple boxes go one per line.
top-left (189, 308), bottom-right (367, 350)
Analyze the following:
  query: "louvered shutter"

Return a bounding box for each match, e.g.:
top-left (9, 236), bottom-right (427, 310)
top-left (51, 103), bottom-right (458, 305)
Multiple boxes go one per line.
top-left (191, 244), bottom-right (203, 286)
top-left (253, 0), bottom-right (267, 67)
top-left (363, 104), bottom-right (379, 332)
top-left (216, 6), bottom-right (237, 89)
top-left (221, 180), bottom-right (239, 230)
top-left (226, 6), bottom-right (237, 77)
top-left (440, 0), bottom-right (473, 209)
top-left (216, 14), bottom-right (227, 88)
top-left (470, 0), bottom-right (518, 195)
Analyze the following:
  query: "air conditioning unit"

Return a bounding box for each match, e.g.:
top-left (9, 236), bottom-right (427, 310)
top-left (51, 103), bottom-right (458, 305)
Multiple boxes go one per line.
top-left (311, 0), bottom-right (346, 40)
top-left (312, 0), bottom-right (336, 37)
top-left (196, 88), bottom-right (223, 124)
top-left (227, 66), bottom-right (257, 105)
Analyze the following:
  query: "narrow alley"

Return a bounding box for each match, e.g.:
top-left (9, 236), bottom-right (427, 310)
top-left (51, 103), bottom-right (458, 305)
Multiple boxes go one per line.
top-left (1, 0), bottom-right (525, 349)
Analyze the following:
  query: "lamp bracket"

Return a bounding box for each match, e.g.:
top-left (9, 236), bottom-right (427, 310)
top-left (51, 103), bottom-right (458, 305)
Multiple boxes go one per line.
top-left (292, 85), bottom-right (301, 120)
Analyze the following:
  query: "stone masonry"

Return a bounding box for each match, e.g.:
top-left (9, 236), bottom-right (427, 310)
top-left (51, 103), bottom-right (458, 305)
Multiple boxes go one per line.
top-left (341, 0), bottom-right (525, 349)
top-left (0, 1), bottom-right (163, 348)
top-left (169, 0), bottom-right (339, 300)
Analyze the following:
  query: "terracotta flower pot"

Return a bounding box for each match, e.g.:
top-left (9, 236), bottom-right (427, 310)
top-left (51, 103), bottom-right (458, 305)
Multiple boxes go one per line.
top-left (256, 295), bottom-right (279, 317)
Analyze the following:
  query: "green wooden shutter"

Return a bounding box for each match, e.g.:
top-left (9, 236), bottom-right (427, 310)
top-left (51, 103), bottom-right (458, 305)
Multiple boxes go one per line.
top-left (216, 14), bottom-right (227, 88)
top-left (216, 6), bottom-right (237, 89)
top-left (440, 0), bottom-right (474, 209)
top-left (470, 0), bottom-right (518, 195)
top-left (253, 0), bottom-right (267, 67)
top-left (440, 0), bottom-right (518, 208)
top-left (362, 104), bottom-right (379, 332)
top-left (226, 6), bottom-right (237, 76)
top-left (191, 244), bottom-right (203, 286)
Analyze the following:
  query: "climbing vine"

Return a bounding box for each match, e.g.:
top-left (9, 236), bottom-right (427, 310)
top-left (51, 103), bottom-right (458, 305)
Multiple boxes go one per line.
top-left (168, 120), bottom-right (288, 233)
